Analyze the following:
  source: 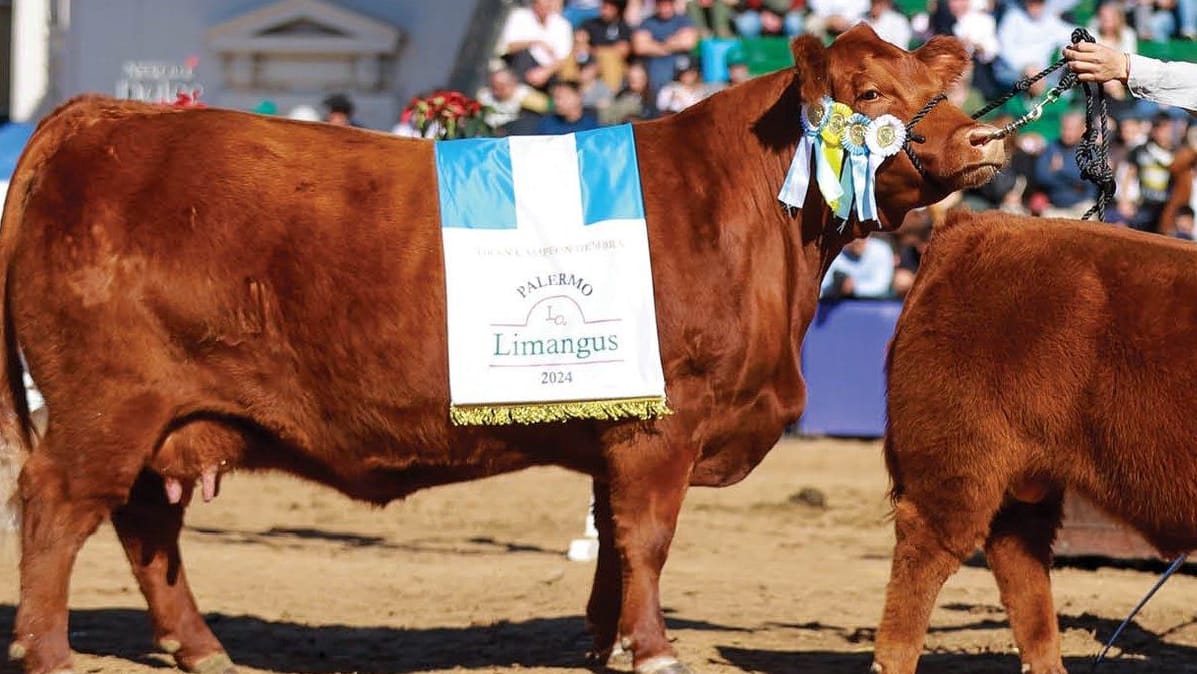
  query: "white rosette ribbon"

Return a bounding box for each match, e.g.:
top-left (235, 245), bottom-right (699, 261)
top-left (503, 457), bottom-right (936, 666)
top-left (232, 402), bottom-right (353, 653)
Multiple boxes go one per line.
top-left (860, 114), bottom-right (906, 223)
top-left (837, 112), bottom-right (871, 223)
top-left (778, 96), bottom-right (832, 210)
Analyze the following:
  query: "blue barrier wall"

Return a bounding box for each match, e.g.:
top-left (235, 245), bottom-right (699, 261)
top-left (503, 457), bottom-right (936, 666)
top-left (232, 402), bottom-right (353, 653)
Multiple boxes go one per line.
top-left (798, 300), bottom-right (902, 438)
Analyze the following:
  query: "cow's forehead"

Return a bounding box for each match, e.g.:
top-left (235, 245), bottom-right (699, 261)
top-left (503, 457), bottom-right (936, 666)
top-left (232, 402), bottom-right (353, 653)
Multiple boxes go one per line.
top-left (824, 40), bottom-right (941, 95)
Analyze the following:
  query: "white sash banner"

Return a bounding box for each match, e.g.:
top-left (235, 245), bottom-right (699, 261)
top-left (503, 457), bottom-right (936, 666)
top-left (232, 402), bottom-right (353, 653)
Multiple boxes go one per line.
top-left (435, 125), bottom-right (670, 425)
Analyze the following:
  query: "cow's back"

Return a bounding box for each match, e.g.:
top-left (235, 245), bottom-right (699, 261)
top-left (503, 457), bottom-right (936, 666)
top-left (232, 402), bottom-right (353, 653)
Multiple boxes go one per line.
top-left (5, 97), bottom-right (485, 493)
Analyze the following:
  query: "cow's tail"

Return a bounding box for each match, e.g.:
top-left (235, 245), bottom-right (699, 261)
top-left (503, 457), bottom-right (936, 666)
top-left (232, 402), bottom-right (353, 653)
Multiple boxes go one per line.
top-left (0, 117), bottom-right (48, 538)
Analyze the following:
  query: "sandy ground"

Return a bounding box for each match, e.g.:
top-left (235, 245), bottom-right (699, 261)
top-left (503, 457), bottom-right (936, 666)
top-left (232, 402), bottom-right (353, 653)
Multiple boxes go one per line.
top-left (3, 436), bottom-right (1197, 674)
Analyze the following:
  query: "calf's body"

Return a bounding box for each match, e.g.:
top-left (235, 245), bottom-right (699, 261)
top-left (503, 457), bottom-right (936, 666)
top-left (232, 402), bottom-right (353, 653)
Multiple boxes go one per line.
top-left (874, 211), bottom-right (1197, 674)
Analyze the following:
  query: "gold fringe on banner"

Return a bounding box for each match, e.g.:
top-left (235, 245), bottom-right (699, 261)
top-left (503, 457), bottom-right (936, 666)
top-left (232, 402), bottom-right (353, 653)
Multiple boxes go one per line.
top-left (450, 397), bottom-right (672, 426)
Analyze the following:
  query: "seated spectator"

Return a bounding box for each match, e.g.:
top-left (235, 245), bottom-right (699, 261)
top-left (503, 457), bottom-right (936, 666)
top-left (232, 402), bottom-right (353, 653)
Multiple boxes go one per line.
top-left (1131, 0), bottom-right (1195, 41)
top-left (820, 236), bottom-right (895, 300)
top-left (578, 60), bottom-right (617, 110)
top-left (994, 0), bottom-right (1074, 97)
top-left (632, 0), bottom-right (699, 101)
top-left (322, 93), bottom-right (358, 127)
top-left (498, 0), bottom-right (575, 89)
top-left (656, 55), bottom-right (711, 114)
top-left (1121, 112), bottom-right (1179, 232)
top-left (737, 0), bottom-right (806, 37)
top-left (600, 60), bottom-right (655, 123)
top-left (937, 0), bottom-right (1000, 96)
top-left (476, 67), bottom-right (550, 134)
top-left (892, 210), bottom-right (932, 298)
top-left (726, 47), bottom-right (751, 85)
top-left (287, 104), bottom-right (322, 122)
top-left (862, 0), bottom-right (913, 47)
top-left (689, 0), bottom-right (738, 38)
top-left (1033, 110), bottom-right (1098, 217)
top-left (1174, 205), bottom-right (1196, 239)
top-left (580, 0), bottom-right (634, 91)
top-left (536, 79), bottom-right (601, 134)
top-left (707, 45), bottom-right (753, 93)
top-left (564, 0), bottom-right (604, 27)
top-left (806, 0), bottom-right (870, 41)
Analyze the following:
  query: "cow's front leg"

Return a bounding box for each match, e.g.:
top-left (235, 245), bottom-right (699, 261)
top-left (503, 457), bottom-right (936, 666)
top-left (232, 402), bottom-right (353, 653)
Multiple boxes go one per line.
top-left (585, 478), bottom-right (621, 661)
top-left (111, 470), bottom-right (235, 674)
top-left (604, 433), bottom-right (696, 674)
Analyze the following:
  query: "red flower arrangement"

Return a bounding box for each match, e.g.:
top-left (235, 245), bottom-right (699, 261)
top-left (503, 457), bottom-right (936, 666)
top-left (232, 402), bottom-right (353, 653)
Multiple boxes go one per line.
top-left (169, 88), bottom-right (205, 109)
top-left (403, 90), bottom-right (492, 140)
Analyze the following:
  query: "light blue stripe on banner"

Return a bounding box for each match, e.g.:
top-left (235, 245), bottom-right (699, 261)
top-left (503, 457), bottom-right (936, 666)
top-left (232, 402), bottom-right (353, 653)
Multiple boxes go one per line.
top-left (435, 137), bottom-right (518, 229)
top-left (576, 124), bottom-right (645, 225)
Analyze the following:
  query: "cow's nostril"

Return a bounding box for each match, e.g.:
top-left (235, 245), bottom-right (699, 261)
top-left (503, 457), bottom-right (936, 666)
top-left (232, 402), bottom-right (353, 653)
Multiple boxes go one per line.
top-left (969, 126), bottom-right (1001, 146)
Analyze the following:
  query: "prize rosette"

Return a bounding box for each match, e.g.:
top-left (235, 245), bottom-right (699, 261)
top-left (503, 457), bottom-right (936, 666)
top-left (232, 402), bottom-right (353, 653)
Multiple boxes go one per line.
top-left (778, 96), bottom-right (834, 209)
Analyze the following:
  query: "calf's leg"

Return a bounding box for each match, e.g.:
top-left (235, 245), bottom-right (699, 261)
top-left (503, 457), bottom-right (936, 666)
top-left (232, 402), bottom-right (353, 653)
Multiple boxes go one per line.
top-left (984, 495), bottom-right (1067, 674)
top-left (111, 470), bottom-right (235, 674)
top-left (604, 435), bottom-right (695, 674)
top-left (872, 483), bottom-right (1005, 674)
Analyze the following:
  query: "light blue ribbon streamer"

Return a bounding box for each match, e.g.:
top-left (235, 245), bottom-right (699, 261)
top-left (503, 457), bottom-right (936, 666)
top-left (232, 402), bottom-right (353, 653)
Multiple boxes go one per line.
top-left (854, 152), bottom-right (875, 222)
top-left (834, 153), bottom-right (854, 221)
top-left (778, 132), bottom-right (813, 210)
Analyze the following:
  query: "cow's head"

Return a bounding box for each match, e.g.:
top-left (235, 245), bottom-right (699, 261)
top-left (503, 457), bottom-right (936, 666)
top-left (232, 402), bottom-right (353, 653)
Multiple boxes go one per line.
top-left (790, 24), bottom-right (1008, 229)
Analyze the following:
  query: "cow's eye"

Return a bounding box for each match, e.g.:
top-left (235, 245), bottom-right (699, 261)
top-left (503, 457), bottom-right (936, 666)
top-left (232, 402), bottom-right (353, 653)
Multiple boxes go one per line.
top-left (858, 90), bottom-right (881, 102)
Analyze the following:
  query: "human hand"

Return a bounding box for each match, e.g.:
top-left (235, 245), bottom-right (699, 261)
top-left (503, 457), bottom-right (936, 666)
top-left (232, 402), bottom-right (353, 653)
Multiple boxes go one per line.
top-left (1064, 41), bottom-right (1130, 85)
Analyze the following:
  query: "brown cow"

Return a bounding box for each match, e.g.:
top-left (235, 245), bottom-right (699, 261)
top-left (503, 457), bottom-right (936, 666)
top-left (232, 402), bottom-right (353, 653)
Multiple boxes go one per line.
top-left (873, 211), bottom-right (1197, 674)
top-left (0, 26), bottom-right (1004, 674)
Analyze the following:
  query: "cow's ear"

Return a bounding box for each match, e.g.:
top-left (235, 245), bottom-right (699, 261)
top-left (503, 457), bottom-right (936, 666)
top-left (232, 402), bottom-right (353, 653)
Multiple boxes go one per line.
top-left (790, 34), bottom-right (829, 105)
top-left (914, 35), bottom-right (968, 89)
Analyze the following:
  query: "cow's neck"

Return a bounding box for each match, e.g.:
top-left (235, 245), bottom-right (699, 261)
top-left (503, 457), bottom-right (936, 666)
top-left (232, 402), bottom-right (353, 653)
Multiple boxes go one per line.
top-left (636, 70), bottom-right (866, 307)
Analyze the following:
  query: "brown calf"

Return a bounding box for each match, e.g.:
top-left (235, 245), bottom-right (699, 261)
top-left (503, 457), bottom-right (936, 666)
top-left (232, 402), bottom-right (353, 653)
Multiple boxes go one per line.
top-left (873, 210), bottom-right (1197, 674)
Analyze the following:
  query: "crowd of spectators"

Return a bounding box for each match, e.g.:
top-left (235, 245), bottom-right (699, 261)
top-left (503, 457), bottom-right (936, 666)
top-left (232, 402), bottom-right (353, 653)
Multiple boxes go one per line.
top-left (261, 0), bottom-right (1197, 302)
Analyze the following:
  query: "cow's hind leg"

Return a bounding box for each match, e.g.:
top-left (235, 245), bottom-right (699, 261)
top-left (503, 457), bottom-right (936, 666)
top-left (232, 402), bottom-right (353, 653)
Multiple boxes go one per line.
top-left (603, 435), bottom-right (695, 674)
top-left (585, 478), bottom-right (621, 661)
top-left (872, 482), bottom-right (1005, 674)
top-left (111, 470), bottom-right (235, 674)
top-left (983, 494), bottom-right (1066, 674)
top-left (11, 438), bottom-right (121, 674)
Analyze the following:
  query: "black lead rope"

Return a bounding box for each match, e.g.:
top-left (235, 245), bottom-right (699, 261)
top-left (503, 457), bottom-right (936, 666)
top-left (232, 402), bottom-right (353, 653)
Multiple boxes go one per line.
top-left (903, 93), bottom-right (948, 176)
top-left (970, 28), bottom-right (1116, 221)
top-left (1092, 553), bottom-right (1189, 671)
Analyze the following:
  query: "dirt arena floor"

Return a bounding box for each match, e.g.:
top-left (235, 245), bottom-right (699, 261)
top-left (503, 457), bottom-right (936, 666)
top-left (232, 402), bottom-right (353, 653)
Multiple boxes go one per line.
top-left (4, 436), bottom-right (1197, 674)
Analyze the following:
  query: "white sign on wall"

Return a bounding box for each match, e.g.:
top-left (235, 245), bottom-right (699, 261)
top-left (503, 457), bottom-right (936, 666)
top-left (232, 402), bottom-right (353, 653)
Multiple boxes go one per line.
top-left (115, 57), bottom-right (203, 104)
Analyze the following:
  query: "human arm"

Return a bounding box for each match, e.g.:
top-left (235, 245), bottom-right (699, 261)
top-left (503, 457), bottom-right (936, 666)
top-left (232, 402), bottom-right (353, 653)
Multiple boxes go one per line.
top-left (1033, 145), bottom-right (1068, 194)
top-left (1067, 41), bottom-right (1197, 114)
top-left (632, 28), bottom-right (672, 56)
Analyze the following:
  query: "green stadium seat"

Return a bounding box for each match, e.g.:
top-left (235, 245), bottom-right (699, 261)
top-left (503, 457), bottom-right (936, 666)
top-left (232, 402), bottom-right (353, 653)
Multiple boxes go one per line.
top-left (894, 0), bottom-right (929, 17)
top-left (738, 37), bottom-right (795, 75)
top-left (1137, 39), bottom-right (1197, 62)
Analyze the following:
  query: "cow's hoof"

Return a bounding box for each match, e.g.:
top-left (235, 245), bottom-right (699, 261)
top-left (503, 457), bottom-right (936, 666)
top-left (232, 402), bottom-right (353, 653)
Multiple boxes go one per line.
top-left (157, 638), bottom-right (182, 654)
top-left (635, 656), bottom-right (693, 674)
top-left (7, 641), bottom-right (26, 660)
top-left (187, 652), bottom-right (237, 674)
top-left (870, 663), bottom-right (883, 673)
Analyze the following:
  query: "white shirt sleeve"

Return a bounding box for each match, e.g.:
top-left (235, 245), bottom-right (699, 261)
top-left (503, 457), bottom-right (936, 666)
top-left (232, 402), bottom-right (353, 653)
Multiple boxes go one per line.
top-left (497, 9), bottom-right (532, 56)
top-left (1127, 54), bottom-right (1197, 115)
top-left (547, 15), bottom-right (575, 63)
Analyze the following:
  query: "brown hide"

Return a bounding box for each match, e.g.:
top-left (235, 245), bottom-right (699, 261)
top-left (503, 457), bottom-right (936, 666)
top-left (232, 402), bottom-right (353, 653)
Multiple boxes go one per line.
top-left (2, 25), bottom-right (1004, 674)
top-left (874, 212), bottom-right (1197, 674)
